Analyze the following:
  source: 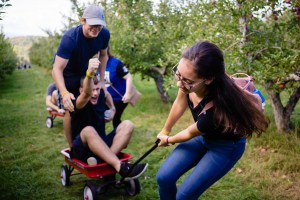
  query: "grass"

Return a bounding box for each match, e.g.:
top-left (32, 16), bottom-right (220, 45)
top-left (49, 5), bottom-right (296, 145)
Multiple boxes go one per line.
top-left (0, 67), bottom-right (299, 200)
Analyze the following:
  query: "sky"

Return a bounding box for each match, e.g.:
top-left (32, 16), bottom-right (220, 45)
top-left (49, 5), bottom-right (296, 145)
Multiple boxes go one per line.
top-left (0, 0), bottom-right (74, 38)
top-left (0, 0), bottom-right (160, 38)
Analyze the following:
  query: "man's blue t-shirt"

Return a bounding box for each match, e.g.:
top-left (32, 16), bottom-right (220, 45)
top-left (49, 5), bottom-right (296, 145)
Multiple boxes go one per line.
top-left (55, 25), bottom-right (110, 95)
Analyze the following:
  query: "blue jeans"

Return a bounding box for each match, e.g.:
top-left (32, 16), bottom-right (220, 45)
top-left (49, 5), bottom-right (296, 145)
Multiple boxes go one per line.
top-left (156, 136), bottom-right (246, 200)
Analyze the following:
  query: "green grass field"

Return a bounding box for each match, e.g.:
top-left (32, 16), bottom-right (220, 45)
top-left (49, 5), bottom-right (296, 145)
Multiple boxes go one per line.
top-left (0, 68), bottom-right (299, 200)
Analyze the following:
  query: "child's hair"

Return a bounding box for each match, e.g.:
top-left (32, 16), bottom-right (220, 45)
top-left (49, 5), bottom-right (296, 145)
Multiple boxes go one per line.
top-left (183, 41), bottom-right (269, 137)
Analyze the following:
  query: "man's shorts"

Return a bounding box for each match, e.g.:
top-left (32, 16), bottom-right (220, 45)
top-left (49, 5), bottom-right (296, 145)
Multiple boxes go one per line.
top-left (71, 129), bottom-right (116, 163)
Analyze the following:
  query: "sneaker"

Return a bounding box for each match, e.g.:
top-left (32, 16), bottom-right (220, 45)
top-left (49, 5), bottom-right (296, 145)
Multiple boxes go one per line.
top-left (119, 162), bottom-right (148, 181)
top-left (87, 157), bottom-right (97, 166)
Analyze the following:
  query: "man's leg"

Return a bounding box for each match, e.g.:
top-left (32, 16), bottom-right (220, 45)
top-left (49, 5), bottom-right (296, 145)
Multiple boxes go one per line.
top-left (80, 126), bottom-right (121, 171)
top-left (110, 120), bottom-right (134, 155)
top-left (63, 111), bottom-right (72, 148)
top-left (79, 125), bottom-right (148, 180)
top-left (52, 90), bottom-right (58, 106)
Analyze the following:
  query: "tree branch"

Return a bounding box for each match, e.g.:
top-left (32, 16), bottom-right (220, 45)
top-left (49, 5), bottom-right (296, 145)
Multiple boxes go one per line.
top-left (150, 66), bottom-right (166, 75)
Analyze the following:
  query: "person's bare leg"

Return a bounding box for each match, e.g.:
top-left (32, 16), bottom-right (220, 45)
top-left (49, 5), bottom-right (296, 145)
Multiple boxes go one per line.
top-left (110, 120), bottom-right (134, 155)
top-left (52, 90), bottom-right (58, 105)
top-left (63, 111), bottom-right (73, 148)
top-left (80, 126), bottom-right (121, 171)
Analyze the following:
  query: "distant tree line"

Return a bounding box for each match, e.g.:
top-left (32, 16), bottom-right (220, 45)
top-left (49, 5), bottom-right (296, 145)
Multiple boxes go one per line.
top-left (0, 31), bottom-right (18, 81)
top-left (29, 32), bottom-right (61, 68)
top-left (0, 0), bottom-right (18, 81)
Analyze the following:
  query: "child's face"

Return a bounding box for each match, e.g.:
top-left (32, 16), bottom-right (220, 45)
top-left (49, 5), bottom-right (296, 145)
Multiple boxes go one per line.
top-left (90, 82), bottom-right (101, 105)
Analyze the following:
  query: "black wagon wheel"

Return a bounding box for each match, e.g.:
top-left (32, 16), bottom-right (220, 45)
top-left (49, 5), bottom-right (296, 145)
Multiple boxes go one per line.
top-left (124, 178), bottom-right (141, 196)
top-left (60, 164), bottom-right (70, 186)
top-left (46, 117), bottom-right (53, 128)
top-left (83, 182), bottom-right (97, 200)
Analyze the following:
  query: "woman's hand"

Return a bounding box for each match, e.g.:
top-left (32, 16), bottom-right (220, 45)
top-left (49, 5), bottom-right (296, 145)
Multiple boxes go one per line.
top-left (157, 132), bottom-right (171, 147)
top-left (122, 92), bottom-right (131, 103)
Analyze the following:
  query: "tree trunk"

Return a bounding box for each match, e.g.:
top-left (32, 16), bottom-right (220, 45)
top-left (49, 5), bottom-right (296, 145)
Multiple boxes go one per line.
top-left (237, 1), bottom-right (249, 47)
top-left (265, 83), bottom-right (300, 133)
top-left (148, 67), bottom-right (170, 103)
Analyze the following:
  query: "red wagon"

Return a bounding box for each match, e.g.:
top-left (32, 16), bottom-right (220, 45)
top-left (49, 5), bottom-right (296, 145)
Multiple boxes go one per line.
top-left (45, 108), bottom-right (65, 128)
top-left (60, 148), bottom-right (141, 200)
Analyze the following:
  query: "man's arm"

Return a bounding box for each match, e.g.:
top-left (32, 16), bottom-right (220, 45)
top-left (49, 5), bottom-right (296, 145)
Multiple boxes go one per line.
top-left (52, 55), bottom-right (75, 112)
top-left (98, 48), bottom-right (109, 86)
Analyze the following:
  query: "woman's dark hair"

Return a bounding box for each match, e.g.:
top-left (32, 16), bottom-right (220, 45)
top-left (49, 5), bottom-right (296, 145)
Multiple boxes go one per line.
top-left (183, 41), bottom-right (269, 137)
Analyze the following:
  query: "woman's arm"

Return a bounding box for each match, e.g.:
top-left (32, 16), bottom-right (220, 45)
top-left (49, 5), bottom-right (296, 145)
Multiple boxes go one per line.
top-left (158, 123), bottom-right (201, 146)
top-left (160, 89), bottom-right (188, 134)
top-left (122, 73), bottom-right (133, 103)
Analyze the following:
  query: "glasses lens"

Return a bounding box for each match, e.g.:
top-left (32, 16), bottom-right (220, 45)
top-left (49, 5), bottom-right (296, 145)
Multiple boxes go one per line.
top-left (171, 62), bottom-right (196, 90)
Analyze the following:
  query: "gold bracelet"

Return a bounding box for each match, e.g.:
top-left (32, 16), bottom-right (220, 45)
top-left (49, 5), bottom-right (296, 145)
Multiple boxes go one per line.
top-left (61, 90), bottom-right (69, 98)
top-left (162, 129), bottom-right (170, 135)
top-left (86, 70), bottom-right (94, 79)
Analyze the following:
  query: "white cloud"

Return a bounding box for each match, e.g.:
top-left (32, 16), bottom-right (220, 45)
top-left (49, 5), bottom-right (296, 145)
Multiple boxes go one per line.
top-left (0, 0), bottom-right (72, 37)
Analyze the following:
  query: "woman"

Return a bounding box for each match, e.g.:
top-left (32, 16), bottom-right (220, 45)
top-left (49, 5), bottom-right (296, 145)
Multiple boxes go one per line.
top-left (156, 41), bottom-right (269, 200)
top-left (105, 47), bottom-right (134, 128)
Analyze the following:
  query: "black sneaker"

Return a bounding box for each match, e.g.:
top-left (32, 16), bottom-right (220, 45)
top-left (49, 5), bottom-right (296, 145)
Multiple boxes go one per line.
top-left (119, 162), bottom-right (148, 181)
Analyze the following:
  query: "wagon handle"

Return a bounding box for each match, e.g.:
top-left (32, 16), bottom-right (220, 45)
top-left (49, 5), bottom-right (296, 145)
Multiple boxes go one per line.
top-left (120, 139), bottom-right (160, 182)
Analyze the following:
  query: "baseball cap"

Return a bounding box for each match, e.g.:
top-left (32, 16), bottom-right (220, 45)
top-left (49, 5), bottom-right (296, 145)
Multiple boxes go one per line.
top-left (82, 4), bottom-right (106, 26)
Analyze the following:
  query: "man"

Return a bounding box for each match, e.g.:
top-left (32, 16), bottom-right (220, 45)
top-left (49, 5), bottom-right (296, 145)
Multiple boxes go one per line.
top-left (70, 58), bottom-right (148, 180)
top-left (52, 4), bottom-right (109, 147)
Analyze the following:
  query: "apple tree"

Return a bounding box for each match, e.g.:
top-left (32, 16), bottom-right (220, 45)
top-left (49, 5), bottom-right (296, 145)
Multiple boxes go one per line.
top-left (188, 0), bottom-right (300, 133)
top-left (105, 0), bottom-right (198, 102)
